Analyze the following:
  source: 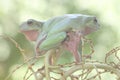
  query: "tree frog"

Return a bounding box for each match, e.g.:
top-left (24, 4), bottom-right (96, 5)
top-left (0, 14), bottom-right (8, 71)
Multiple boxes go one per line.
top-left (20, 14), bottom-right (100, 62)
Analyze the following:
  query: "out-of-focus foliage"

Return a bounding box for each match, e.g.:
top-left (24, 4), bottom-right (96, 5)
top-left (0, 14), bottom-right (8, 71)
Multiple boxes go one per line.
top-left (0, 0), bottom-right (120, 80)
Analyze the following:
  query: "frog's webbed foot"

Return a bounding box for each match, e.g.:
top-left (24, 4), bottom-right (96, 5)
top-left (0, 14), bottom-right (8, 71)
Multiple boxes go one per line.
top-left (63, 31), bottom-right (82, 62)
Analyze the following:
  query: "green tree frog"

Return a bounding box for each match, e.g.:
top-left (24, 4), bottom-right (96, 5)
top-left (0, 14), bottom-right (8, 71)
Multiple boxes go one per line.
top-left (20, 14), bottom-right (100, 62)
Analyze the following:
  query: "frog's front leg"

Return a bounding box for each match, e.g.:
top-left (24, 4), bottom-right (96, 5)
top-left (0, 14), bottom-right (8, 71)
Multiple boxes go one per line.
top-left (63, 31), bottom-right (82, 62)
top-left (34, 32), bottom-right (47, 57)
top-left (78, 39), bottom-right (82, 62)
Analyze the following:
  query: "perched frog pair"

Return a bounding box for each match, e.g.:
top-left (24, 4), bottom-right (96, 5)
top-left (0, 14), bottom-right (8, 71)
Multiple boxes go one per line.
top-left (20, 14), bottom-right (100, 62)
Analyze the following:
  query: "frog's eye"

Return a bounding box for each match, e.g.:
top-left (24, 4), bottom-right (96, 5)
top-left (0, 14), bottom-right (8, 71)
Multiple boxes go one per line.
top-left (27, 19), bottom-right (34, 25)
top-left (94, 17), bottom-right (97, 23)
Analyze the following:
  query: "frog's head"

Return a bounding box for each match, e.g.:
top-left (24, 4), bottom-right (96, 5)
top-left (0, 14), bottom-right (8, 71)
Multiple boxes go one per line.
top-left (80, 15), bottom-right (100, 36)
top-left (66, 14), bottom-right (100, 36)
top-left (20, 19), bottom-right (44, 41)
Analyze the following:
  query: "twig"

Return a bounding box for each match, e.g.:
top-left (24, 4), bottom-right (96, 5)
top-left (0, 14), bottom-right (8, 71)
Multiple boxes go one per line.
top-left (93, 64), bottom-right (101, 80)
top-left (44, 49), bottom-right (56, 80)
top-left (105, 46), bottom-right (120, 63)
top-left (23, 67), bottom-right (29, 80)
top-left (0, 35), bottom-right (26, 60)
top-left (82, 37), bottom-right (94, 55)
top-left (25, 72), bottom-right (34, 80)
top-left (87, 71), bottom-right (106, 80)
top-left (82, 69), bottom-right (92, 80)
top-left (5, 56), bottom-right (37, 80)
top-left (60, 62), bottom-right (120, 80)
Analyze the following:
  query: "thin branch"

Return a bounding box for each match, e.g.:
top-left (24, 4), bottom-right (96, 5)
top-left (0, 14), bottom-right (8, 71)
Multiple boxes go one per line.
top-left (60, 62), bottom-right (120, 80)
top-left (93, 64), bottom-right (101, 80)
top-left (44, 49), bottom-right (56, 80)
top-left (23, 67), bottom-right (29, 80)
top-left (0, 35), bottom-right (26, 60)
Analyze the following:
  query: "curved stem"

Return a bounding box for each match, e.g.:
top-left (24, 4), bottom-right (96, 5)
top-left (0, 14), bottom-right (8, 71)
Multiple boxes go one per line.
top-left (60, 62), bottom-right (120, 80)
top-left (44, 49), bottom-right (55, 80)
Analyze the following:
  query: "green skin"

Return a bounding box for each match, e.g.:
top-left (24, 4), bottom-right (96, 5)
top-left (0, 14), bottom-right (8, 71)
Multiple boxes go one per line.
top-left (20, 14), bottom-right (100, 62)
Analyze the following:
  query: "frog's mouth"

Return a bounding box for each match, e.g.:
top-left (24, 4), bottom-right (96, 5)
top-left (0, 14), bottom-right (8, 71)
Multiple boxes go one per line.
top-left (21, 30), bottom-right (39, 41)
top-left (81, 26), bottom-right (98, 36)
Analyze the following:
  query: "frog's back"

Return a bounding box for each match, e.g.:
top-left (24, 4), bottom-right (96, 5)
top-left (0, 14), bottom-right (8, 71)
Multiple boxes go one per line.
top-left (47, 14), bottom-right (88, 36)
top-left (42, 15), bottom-right (67, 32)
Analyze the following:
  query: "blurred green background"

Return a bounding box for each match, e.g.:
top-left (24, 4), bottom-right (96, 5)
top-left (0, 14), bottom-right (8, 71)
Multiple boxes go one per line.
top-left (0, 0), bottom-right (120, 80)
